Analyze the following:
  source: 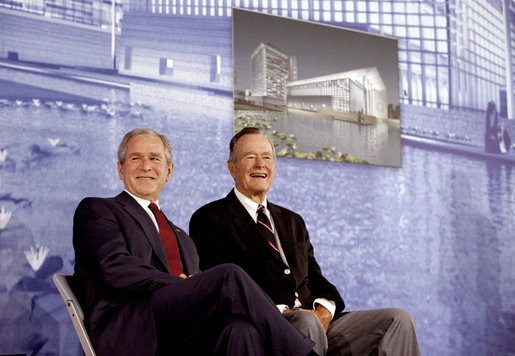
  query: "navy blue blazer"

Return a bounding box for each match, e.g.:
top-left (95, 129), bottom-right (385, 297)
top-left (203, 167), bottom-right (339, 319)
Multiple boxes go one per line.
top-left (190, 189), bottom-right (345, 314)
top-left (73, 191), bottom-right (200, 356)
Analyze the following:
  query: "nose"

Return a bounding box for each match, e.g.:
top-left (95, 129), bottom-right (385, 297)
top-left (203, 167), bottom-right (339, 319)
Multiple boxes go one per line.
top-left (255, 156), bottom-right (265, 167)
top-left (139, 157), bottom-right (152, 170)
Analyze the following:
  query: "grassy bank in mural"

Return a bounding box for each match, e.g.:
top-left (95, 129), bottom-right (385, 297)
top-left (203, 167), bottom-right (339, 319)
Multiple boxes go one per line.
top-left (235, 109), bottom-right (369, 164)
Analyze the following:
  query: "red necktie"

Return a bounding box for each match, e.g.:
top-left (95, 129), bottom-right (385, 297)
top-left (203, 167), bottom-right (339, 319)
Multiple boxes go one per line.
top-left (257, 204), bottom-right (279, 252)
top-left (148, 203), bottom-right (183, 276)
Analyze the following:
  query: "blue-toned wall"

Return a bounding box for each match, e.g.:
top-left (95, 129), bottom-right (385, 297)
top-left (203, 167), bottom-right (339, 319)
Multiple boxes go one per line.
top-left (0, 8), bottom-right (113, 69)
top-left (0, 9), bottom-right (514, 356)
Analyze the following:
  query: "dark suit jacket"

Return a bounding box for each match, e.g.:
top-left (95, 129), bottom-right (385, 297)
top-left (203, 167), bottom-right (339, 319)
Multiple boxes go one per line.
top-left (73, 191), bottom-right (200, 356)
top-left (190, 189), bottom-right (345, 314)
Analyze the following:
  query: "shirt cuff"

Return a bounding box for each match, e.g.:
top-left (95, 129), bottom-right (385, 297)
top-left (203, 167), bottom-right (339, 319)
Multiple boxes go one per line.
top-left (313, 298), bottom-right (336, 318)
top-left (276, 304), bottom-right (289, 313)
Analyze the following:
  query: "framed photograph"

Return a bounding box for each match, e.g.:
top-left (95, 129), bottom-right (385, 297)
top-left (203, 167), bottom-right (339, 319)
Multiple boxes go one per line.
top-left (233, 8), bottom-right (401, 167)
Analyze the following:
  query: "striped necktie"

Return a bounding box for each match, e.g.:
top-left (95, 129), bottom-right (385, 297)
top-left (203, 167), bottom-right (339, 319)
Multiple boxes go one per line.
top-left (257, 204), bottom-right (279, 252)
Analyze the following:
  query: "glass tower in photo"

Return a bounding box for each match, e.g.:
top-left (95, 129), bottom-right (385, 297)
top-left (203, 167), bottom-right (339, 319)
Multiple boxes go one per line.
top-left (251, 42), bottom-right (290, 106)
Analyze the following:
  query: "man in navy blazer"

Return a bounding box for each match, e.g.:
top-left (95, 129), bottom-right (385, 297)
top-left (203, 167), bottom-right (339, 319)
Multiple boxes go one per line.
top-left (72, 128), bottom-right (316, 356)
top-left (190, 127), bottom-right (420, 355)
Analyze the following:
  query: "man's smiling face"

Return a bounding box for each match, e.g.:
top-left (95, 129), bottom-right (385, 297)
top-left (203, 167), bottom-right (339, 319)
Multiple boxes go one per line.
top-left (117, 134), bottom-right (173, 202)
top-left (228, 133), bottom-right (275, 204)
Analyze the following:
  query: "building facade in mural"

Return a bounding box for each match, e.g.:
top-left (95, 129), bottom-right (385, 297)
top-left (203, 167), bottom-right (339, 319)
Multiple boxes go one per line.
top-left (1, 0), bottom-right (513, 119)
top-left (0, 0), bottom-right (126, 29)
top-left (115, 0), bottom-right (514, 120)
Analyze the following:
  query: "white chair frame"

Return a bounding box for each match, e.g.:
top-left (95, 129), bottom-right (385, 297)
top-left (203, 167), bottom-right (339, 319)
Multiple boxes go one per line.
top-left (53, 273), bottom-right (96, 356)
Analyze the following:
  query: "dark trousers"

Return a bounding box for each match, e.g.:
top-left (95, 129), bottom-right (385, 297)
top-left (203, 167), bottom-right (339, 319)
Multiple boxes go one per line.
top-left (151, 263), bottom-right (315, 355)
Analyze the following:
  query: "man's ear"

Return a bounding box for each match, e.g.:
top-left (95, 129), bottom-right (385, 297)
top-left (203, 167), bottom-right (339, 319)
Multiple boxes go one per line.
top-left (165, 163), bottom-right (174, 182)
top-left (227, 160), bottom-right (236, 179)
top-left (117, 161), bottom-right (124, 180)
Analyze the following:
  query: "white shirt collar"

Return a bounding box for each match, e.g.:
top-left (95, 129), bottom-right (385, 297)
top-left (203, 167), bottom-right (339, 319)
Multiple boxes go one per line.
top-left (233, 187), bottom-right (268, 223)
top-left (124, 190), bottom-right (160, 230)
top-left (125, 189), bottom-right (159, 210)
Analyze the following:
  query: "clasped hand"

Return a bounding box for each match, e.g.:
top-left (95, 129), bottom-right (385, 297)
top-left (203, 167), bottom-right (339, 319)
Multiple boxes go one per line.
top-left (282, 304), bottom-right (332, 332)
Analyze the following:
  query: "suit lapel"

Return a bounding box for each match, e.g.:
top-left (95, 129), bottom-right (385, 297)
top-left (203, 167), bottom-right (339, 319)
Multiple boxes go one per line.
top-left (226, 190), bottom-right (285, 264)
top-left (115, 192), bottom-right (170, 272)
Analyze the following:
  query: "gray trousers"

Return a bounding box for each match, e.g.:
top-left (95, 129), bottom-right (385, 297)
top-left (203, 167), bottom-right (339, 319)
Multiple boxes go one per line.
top-left (283, 308), bottom-right (420, 356)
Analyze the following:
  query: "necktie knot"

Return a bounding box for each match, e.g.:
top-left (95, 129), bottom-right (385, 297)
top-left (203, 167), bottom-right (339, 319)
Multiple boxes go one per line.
top-left (149, 202), bottom-right (159, 213)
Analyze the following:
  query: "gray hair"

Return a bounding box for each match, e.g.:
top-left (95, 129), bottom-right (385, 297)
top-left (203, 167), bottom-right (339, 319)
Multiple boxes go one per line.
top-left (228, 127), bottom-right (275, 162)
top-left (118, 128), bottom-right (173, 165)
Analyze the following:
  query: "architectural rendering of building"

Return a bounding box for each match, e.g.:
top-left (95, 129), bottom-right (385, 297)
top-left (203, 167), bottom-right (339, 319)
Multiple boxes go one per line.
top-left (250, 42), bottom-right (290, 106)
top-left (246, 38), bottom-right (387, 119)
top-left (286, 67), bottom-right (387, 118)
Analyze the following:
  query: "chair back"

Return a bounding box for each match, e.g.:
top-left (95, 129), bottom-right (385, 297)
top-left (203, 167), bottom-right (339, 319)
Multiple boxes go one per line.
top-left (53, 273), bottom-right (96, 356)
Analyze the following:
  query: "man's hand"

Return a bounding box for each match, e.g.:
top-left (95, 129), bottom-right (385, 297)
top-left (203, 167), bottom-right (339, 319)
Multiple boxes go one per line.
top-left (309, 304), bottom-right (332, 332)
top-left (282, 307), bottom-right (296, 314)
top-left (282, 305), bottom-right (332, 332)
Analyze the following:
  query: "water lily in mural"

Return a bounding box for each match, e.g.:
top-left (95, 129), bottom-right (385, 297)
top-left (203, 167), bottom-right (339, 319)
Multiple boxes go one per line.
top-left (0, 149), bottom-right (7, 162)
top-left (0, 207), bottom-right (12, 229)
top-left (24, 244), bottom-right (49, 272)
top-left (47, 138), bottom-right (61, 147)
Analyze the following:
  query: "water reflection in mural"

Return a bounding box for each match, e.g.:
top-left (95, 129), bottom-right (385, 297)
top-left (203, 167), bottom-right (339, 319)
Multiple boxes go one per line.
top-left (235, 109), bottom-right (401, 166)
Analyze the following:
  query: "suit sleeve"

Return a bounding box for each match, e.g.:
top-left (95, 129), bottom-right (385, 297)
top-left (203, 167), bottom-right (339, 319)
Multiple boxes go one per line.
top-left (73, 198), bottom-right (179, 297)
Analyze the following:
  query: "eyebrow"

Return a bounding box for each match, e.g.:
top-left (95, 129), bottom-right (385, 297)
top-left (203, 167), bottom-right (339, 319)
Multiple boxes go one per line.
top-left (243, 150), bottom-right (273, 156)
top-left (129, 151), bottom-right (163, 157)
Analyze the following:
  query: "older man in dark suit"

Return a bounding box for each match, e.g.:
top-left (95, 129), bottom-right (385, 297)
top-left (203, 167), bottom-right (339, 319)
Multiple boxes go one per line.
top-left (190, 127), bottom-right (420, 356)
top-left (72, 128), bottom-right (316, 356)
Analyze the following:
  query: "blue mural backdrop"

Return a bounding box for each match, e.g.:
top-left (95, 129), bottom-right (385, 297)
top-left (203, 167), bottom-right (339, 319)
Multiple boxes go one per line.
top-left (0, 3), bottom-right (514, 356)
